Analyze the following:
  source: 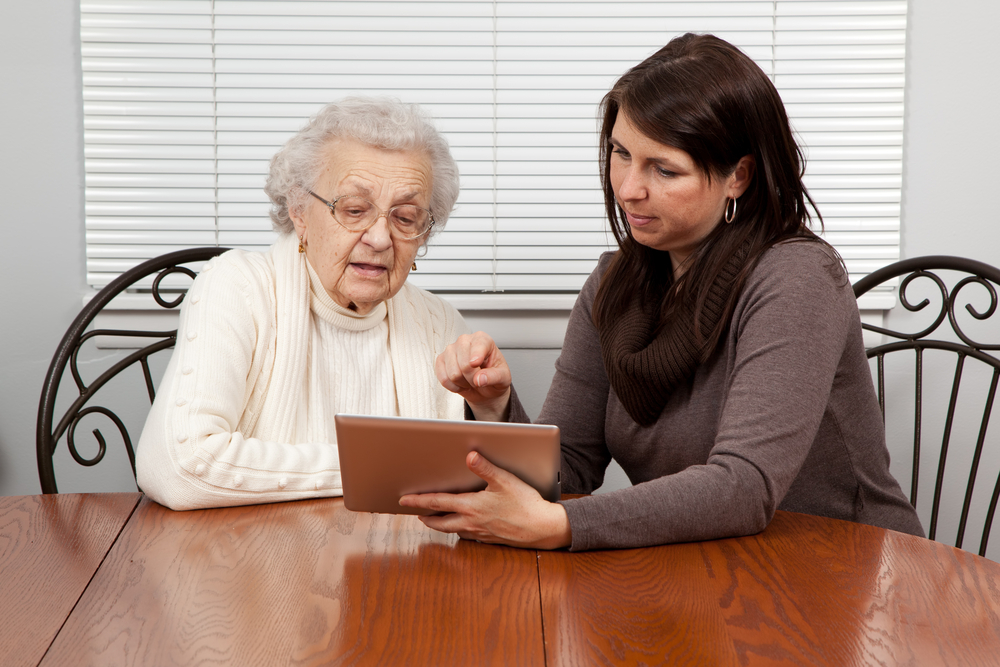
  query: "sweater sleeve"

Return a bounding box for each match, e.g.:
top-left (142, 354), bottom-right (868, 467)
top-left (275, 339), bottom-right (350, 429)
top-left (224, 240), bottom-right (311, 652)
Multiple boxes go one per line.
top-left (135, 253), bottom-right (342, 511)
top-left (555, 243), bottom-right (858, 550)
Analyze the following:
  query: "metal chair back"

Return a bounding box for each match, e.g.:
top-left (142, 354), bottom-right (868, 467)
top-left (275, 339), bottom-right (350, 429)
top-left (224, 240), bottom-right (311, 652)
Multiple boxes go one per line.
top-left (36, 247), bottom-right (229, 493)
top-left (853, 256), bottom-right (1000, 556)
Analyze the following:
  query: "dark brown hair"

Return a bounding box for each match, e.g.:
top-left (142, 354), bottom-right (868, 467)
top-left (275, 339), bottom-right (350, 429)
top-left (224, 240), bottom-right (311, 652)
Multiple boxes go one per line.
top-left (594, 33), bottom-right (823, 356)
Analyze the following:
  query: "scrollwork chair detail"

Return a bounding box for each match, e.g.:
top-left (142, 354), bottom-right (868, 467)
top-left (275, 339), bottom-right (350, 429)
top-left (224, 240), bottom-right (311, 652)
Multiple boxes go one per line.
top-left (36, 247), bottom-right (229, 494)
top-left (853, 256), bottom-right (1000, 557)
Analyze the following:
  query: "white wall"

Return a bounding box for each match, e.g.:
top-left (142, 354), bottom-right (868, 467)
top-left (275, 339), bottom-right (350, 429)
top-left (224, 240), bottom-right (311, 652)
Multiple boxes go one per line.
top-left (901, 0), bottom-right (1000, 262)
top-left (1, 0), bottom-right (998, 550)
top-left (0, 0), bottom-right (87, 495)
top-left (886, 0), bottom-right (1000, 558)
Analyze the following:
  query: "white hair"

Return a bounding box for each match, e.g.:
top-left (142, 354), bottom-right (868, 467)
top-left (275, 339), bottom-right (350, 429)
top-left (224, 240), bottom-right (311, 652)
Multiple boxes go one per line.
top-left (264, 97), bottom-right (460, 238)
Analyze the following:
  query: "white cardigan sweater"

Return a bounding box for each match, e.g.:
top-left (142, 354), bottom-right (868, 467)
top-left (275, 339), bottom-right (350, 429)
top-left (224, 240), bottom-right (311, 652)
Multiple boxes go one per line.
top-left (136, 233), bottom-right (467, 510)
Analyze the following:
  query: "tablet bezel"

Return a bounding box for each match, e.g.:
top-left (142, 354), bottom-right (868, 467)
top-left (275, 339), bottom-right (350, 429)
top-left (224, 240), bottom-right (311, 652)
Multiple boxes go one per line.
top-left (335, 414), bottom-right (561, 515)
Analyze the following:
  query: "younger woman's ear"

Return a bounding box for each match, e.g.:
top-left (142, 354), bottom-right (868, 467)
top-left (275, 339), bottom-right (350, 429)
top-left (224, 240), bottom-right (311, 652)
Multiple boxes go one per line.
top-left (729, 154), bottom-right (756, 198)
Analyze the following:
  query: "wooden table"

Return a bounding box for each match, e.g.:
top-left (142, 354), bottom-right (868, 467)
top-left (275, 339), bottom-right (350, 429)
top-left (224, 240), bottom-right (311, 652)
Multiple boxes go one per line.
top-left (0, 493), bottom-right (141, 667)
top-left (539, 511), bottom-right (1000, 666)
top-left (3, 494), bottom-right (1000, 666)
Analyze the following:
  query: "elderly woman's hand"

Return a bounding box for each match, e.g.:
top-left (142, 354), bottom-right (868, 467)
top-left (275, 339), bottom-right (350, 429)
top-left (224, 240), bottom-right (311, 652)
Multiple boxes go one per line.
top-left (436, 331), bottom-right (512, 421)
top-left (399, 451), bottom-right (572, 549)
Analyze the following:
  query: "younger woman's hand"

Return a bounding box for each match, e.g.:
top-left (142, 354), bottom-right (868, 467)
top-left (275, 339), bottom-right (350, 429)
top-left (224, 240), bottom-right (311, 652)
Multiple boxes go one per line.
top-left (436, 332), bottom-right (512, 421)
top-left (399, 451), bottom-right (572, 550)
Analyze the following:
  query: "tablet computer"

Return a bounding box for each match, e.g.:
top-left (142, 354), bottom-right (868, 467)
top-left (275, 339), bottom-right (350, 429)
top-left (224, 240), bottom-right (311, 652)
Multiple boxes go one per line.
top-left (334, 414), bottom-right (561, 515)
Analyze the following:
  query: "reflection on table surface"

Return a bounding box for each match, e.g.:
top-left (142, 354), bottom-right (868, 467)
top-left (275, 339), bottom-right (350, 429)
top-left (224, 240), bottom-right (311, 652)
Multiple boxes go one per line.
top-left (2, 493), bottom-right (999, 666)
top-left (540, 510), bottom-right (1000, 666)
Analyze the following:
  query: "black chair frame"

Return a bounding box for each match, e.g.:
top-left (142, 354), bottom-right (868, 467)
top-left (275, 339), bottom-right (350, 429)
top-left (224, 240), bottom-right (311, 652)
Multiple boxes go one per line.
top-left (853, 255), bottom-right (1000, 556)
top-left (36, 247), bottom-right (229, 493)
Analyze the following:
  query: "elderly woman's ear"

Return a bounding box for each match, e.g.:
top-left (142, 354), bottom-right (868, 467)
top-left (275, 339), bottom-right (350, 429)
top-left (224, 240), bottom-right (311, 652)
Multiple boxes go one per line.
top-left (288, 192), bottom-right (308, 239)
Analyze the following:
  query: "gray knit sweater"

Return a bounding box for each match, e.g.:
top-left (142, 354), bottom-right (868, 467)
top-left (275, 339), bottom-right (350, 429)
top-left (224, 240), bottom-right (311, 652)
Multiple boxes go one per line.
top-left (535, 241), bottom-right (923, 551)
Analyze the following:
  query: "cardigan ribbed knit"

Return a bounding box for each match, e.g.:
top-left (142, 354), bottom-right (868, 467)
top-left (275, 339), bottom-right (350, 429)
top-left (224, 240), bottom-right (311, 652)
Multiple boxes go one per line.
top-left (136, 233), bottom-right (467, 510)
top-left (304, 260), bottom-right (398, 438)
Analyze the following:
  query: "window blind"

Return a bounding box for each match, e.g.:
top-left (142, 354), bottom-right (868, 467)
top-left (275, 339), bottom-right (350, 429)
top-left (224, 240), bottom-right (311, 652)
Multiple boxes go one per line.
top-left (82, 0), bottom-right (906, 306)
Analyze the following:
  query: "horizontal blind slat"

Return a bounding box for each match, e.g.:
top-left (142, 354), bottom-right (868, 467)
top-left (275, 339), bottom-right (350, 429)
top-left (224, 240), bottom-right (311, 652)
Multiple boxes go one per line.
top-left (83, 0), bottom-right (906, 297)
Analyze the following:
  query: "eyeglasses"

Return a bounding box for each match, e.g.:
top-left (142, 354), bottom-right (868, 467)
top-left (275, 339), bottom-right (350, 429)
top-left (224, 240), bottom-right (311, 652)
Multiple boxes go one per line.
top-left (308, 191), bottom-right (435, 240)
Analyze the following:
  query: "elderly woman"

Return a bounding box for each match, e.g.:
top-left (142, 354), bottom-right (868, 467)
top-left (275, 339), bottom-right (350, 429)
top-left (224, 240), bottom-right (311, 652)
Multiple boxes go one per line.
top-left (137, 97), bottom-right (506, 510)
top-left (404, 34), bottom-right (924, 550)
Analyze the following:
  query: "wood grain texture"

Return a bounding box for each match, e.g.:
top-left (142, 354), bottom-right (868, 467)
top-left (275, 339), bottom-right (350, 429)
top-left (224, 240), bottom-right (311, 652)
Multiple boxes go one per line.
top-left (21, 497), bottom-right (1000, 666)
top-left (41, 496), bottom-right (544, 667)
top-left (538, 543), bottom-right (740, 667)
top-left (539, 510), bottom-right (1000, 667)
top-left (0, 493), bottom-right (140, 667)
top-left (705, 511), bottom-right (1000, 667)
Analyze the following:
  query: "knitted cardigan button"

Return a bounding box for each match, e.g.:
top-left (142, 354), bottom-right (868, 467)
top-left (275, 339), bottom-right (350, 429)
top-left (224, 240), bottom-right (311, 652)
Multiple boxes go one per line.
top-left (191, 295), bottom-right (201, 304)
top-left (278, 477), bottom-right (287, 489)
top-left (182, 366), bottom-right (194, 375)
top-left (186, 330), bottom-right (198, 341)
top-left (195, 463), bottom-right (206, 475)
top-left (177, 433), bottom-right (188, 443)
top-left (234, 474), bottom-right (244, 487)
top-left (175, 398), bottom-right (187, 407)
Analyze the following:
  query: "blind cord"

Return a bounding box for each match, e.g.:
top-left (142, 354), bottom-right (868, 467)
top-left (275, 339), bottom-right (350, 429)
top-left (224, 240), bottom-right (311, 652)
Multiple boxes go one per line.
top-left (211, 0), bottom-right (219, 247)
top-left (489, 0), bottom-right (500, 293)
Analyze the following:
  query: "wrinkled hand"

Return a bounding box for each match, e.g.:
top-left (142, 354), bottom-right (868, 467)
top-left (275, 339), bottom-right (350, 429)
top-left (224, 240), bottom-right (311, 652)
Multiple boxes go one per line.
top-left (436, 331), bottom-right (512, 421)
top-left (399, 451), bottom-right (571, 550)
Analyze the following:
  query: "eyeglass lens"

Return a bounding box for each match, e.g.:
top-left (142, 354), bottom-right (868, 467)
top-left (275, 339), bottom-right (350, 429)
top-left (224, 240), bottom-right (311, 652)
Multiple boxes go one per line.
top-left (333, 196), bottom-right (431, 238)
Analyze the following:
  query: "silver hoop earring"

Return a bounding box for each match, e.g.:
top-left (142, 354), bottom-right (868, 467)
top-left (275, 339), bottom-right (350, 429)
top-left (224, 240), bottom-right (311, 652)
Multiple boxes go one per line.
top-left (725, 197), bottom-right (737, 224)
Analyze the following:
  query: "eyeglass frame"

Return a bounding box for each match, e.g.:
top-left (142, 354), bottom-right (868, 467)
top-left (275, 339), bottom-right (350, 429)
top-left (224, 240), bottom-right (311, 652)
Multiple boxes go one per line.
top-left (307, 190), bottom-right (435, 240)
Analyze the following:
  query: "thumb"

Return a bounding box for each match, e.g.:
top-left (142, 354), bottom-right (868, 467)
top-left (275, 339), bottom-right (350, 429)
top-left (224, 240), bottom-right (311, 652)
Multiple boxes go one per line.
top-left (467, 451), bottom-right (504, 485)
